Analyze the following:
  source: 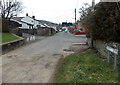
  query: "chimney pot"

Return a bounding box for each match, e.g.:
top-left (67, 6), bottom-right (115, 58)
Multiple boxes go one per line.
top-left (26, 13), bottom-right (28, 16)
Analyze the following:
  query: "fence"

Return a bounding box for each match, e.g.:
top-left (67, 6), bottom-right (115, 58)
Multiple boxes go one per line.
top-left (87, 38), bottom-right (120, 70)
top-left (106, 44), bottom-right (119, 69)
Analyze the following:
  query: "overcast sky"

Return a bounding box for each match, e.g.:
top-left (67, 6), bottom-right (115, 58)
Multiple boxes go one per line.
top-left (19, 0), bottom-right (100, 23)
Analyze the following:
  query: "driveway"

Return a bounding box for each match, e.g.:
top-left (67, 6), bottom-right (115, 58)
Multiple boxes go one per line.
top-left (2, 32), bottom-right (87, 83)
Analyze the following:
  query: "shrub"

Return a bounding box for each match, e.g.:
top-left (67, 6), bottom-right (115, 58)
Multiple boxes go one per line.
top-left (81, 2), bottom-right (120, 43)
top-left (2, 18), bottom-right (10, 33)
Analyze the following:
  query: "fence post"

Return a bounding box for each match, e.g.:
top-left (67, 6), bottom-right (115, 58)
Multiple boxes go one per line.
top-left (118, 44), bottom-right (120, 58)
top-left (114, 54), bottom-right (117, 70)
top-left (118, 44), bottom-right (120, 81)
top-left (113, 44), bottom-right (119, 70)
top-left (107, 51), bottom-right (110, 64)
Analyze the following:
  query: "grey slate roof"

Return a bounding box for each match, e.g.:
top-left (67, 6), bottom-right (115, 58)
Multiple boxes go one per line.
top-left (11, 17), bottom-right (24, 21)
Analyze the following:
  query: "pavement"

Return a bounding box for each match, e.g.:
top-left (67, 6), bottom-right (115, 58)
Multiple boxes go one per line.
top-left (2, 31), bottom-right (87, 83)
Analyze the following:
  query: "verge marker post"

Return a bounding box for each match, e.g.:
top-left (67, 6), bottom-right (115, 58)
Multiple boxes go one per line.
top-left (107, 51), bottom-right (110, 64)
top-left (114, 55), bottom-right (117, 70)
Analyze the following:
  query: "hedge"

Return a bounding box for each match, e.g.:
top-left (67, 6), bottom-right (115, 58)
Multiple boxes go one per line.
top-left (81, 2), bottom-right (120, 43)
top-left (2, 18), bottom-right (10, 33)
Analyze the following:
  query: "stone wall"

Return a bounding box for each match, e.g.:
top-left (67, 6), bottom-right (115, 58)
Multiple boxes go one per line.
top-left (19, 29), bottom-right (37, 35)
top-left (93, 40), bottom-right (107, 57)
top-left (1, 37), bottom-right (25, 54)
top-left (10, 28), bottom-right (22, 36)
top-left (37, 27), bottom-right (56, 36)
top-left (87, 38), bottom-right (120, 65)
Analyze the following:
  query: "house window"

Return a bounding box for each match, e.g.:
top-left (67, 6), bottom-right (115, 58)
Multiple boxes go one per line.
top-left (29, 25), bottom-right (31, 29)
top-left (19, 24), bottom-right (22, 27)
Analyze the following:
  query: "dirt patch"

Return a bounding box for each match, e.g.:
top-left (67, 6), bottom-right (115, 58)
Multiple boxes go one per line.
top-left (32, 55), bottom-right (44, 62)
top-left (69, 44), bottom-right (89, 54)
top-left (45, 62), bottom-right (55, 69)
top-left (52, 54), bottom-right (62, 56)
top-left (50, 45), bottom-right (89, 83)
top-left (7, 55), bottom-right (17, 58)
top-left (49, 56), bottom-right (64, 83)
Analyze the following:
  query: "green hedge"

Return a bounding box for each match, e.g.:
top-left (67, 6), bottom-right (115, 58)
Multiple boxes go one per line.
top-left (2, 18), bottom-right (10, 33)
top-left (81, 2), bottom-right (120, 43)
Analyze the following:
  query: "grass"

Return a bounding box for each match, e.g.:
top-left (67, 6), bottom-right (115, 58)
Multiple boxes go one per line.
top-left (0, 33), bottom-right (20, 44)
top-left (53, 49), bottom-right (119, 83)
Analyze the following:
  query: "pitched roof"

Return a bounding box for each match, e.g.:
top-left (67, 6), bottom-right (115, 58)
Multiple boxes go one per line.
top-left (11, 17), bottom-right (24, 21)
top-left (18, 20), bottom-right (33, 25)
top-left (11, 17), bottom-right (34, 25)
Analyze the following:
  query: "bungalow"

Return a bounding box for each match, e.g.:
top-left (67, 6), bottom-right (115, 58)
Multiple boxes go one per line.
top-left (37, 23), bottom-right (56, 36)
top-left (11, 14), bottom-right (40, 34)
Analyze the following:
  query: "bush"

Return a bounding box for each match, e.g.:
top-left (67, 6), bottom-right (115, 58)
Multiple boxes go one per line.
top-left (2, 18), bottom-right (10, 33)
top-left (81, 2), bottom-right (120, 43)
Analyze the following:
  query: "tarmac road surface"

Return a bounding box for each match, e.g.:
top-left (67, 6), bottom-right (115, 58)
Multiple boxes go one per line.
top-left (2, 32), bottom-right (87, 83)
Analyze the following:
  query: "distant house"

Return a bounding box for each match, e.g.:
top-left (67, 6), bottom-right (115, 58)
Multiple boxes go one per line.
top-left (62, 22), bottom-right (73, 27)
top-left (37, 24), bottom-right (56, 35)
top-left (11, 14), bottom-right (40, 34)
top-left (36, 20), bottom-right (59, 35)
top-left (11, 15), bottom-right (39, 29)
top-left (67, 20), bottom-right (88, 34)
top-left (76, 21), bottom-right (88, 33)
top-left (11, 14), bottom-right (58, 35)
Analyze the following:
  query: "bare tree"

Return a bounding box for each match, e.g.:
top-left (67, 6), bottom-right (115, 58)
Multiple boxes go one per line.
top-left (79, 3), bottom-right (92, 20)
top-left (0, 0), bottom-right (23, 19)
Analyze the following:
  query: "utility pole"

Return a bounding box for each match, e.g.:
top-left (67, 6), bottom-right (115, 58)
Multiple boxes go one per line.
top-left (90, 0), bottom-right (95, 48)
top-left (75, 8), bottom-right (77, 29)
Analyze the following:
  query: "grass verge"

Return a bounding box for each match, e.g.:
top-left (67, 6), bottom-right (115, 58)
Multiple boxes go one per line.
top-left (0, 33), bottom-right (20, 44)
top-left (53, 49), bottom-right (119, 83)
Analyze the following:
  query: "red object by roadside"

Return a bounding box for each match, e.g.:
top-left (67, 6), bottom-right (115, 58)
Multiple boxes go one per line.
top-left (73, 30), bottom-right (87, 35)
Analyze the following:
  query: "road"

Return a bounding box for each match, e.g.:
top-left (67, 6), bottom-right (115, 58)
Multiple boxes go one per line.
top-left (2, 32), bottom-right (87, 83)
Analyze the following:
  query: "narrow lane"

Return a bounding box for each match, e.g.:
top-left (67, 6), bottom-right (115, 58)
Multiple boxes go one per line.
top-left (2, 32), bottom-right (87, 83)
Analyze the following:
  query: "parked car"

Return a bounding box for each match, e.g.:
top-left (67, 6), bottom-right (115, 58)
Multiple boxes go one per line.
top-left (73, 29), bottom-right (87, 35)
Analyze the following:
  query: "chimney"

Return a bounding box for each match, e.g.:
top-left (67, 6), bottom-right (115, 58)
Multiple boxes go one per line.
top-left (26, 13), bottom-right (28, 16)
top-left (32, 16), bottom-right (35, 19)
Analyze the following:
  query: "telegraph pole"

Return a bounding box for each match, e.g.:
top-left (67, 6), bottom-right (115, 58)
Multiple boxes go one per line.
top-left (90, 0), bottom-right (95, 48)
top-left (75, 8), bottom-right (77, 29)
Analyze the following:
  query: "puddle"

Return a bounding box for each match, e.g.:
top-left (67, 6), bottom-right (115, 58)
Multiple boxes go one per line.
top-left (63, 49), bottom-right (73, 52)
top-left (52, 54), bottom-right (62, 56)
top-left (45, 62), bottom-right (54, 69)
top-left (63, 49), bottom-right (75, 57)
top-left (72, 43), bottom-right (87, 46)
top-left (7, 55), bottom-right (17, 58)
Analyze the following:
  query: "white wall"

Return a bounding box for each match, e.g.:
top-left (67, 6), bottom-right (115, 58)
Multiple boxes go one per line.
top-left (19, 22), bottom-right (29, 29)
top-left (34, 20), bottom-right (40, 29)
top-left (21, 16), bottom-right (40, 29)
top-left (11, 16), bottom-right (40, 29)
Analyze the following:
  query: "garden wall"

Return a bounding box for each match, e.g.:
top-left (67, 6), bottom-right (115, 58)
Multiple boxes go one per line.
top-left (1, 36), bottom-right (25, 54)
top-left (87, 38), bottom-right (120, 65)
top-left (37, 27), bottom-right (56, 36)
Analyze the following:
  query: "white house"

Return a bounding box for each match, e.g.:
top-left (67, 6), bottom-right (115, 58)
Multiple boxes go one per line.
top-left (11, 14), bottom-right (40, 29)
